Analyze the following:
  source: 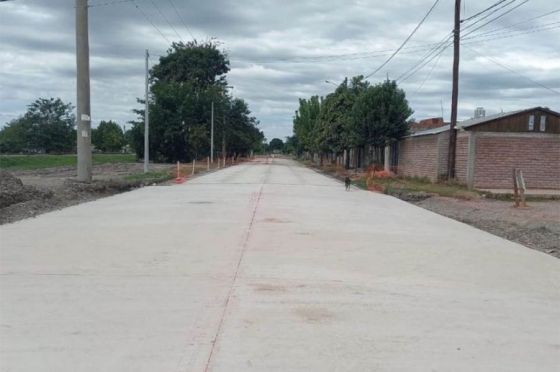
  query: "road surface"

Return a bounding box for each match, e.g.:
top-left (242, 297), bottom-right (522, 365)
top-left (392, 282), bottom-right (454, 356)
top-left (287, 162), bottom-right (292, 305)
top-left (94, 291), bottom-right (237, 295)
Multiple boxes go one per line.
top-left (1, 158), bottom-right (559, 371)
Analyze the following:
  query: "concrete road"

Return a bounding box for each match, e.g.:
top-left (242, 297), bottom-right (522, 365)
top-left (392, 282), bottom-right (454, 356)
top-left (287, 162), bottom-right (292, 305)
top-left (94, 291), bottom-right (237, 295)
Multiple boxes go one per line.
top-left (1, 158), bottom-right (559, 371)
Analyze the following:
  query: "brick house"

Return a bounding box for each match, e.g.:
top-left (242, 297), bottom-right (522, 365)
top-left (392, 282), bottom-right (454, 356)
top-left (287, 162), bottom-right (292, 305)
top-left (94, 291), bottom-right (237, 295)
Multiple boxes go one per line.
top-left (396, 107), bottom-right (560, 190)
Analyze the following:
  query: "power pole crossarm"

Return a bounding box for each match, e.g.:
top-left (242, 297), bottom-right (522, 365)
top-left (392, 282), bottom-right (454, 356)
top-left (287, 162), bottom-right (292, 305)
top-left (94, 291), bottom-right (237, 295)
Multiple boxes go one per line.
top-left (447, 0), bottom-right (461, 180)
top-left (144, 49), bottom-right (150, 173)
top-left (76, 0), bottom-right (92, 182)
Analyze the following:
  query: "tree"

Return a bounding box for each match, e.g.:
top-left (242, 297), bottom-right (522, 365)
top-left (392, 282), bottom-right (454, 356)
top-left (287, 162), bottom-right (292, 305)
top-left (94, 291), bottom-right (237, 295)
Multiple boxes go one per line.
top-left (92, 120), bottom-right (125, 152)
top-left (0, 118), bottom-right (30, 153)
top-left (268, 138), bottom-right (284, 153)
top-left (293, 96), bottom-right (321, 155)
top-left (284, 136), bottom-right (298, 154)
top-left (312, 77), bottom-right (368, 165)
top-left (0, 98), bottom-right (75, 154)
top-left (353, 80), bottom-right (413, 148)
top-left (151, 41), bottom-right (230, 89)
top-left (292, 77), bottom-right (413, 168)
top-left (129, 40), bottom-right (263, 162)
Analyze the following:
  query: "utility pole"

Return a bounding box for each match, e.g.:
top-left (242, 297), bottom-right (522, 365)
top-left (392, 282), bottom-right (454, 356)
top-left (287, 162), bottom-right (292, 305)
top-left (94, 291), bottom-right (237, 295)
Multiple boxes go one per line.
top-left (447, 0), bottom-right (461, 179)
top-left (222, 113), bottom-right (226, 161)
top-left (76, 0), bottom-right (92, 182)
top-left (210, 100), bottom-right (214, 163)
top-left (144, 49), bottom-right (150, 173)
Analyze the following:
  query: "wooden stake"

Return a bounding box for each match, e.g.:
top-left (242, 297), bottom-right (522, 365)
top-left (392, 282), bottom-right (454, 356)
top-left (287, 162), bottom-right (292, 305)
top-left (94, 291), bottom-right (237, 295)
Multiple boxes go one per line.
top-left (512, 168), bottom-right (520, 207)
top-left (518, 169), bottom-right (527, 207)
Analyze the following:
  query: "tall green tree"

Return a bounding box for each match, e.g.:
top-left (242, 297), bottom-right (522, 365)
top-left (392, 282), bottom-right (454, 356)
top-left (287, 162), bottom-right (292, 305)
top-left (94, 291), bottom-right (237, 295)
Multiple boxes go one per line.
top-left (293, 95), bottom-right (321, 154)
top-left (309, 76), bottom-right (369, 166)
top-left (0, 98), bottom-right (75, 154)
top-left (92, 120), bottom-right (125, 152)
top-left (284, 136), bottom-right (298, 154)
top-left (268, 138), bottom-right (284, 152)
top-left (353, 79), bottom-right (413, 148)
top-left (129, 40), bottom-right (262, 162)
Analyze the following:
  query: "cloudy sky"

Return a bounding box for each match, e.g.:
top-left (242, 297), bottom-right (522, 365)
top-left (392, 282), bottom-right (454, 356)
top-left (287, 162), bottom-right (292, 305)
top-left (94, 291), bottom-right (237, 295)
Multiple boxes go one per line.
top-left (1, 0), bottom-right (559, 140)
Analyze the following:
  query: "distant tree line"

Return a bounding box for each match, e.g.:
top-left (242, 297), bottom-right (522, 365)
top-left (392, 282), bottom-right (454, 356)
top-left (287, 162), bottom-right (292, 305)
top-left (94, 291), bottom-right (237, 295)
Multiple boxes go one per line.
top-left (290, 76), bottom-right (413, 168)
top-left (1, 41), bottom-right (264, 161)
top-left (0, 98), bottom-right (130, 154)
top-left (128, 40), bottom-right (265, 162)
top-left (0, 98), bottom-right (76, 154)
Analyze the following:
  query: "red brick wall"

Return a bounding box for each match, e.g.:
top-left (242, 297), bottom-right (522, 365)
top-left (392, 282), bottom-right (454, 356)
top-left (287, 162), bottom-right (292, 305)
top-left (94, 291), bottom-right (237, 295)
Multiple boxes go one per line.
top-left (398, 135), bottom-right (439, 181)
top-left (455, 133), bottom-right (469, 184)
top-left (474, 134), bottom-right (560, 189)
top-left (436, 131), bottom-right (450, 180)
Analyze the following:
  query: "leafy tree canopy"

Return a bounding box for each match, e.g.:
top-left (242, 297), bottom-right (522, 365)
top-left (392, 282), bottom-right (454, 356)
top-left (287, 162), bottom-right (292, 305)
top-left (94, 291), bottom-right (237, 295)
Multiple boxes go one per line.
top-left (129, 41), bottom-right (263, 162)
top-left (291, 77), bottom-right (413, 161)
top-left (0, 97), bottom-right (75, 154)
top-left (268, 138), bottom-right (284, 152)
top-left (92, 120), bottom-right (125, 152)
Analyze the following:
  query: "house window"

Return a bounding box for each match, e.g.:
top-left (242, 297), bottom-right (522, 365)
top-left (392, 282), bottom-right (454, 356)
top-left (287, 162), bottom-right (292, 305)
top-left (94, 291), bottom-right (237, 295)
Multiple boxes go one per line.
top-left (540, 115), bottom-right (547, 131)
top-left (528, 115), bottom-right (535, 131)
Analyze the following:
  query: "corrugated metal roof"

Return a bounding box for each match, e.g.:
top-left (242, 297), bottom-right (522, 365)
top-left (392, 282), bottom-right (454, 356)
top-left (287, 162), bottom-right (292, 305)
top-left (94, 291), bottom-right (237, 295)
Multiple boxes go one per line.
top-left (409, 125), bottom-right (450, 137)
top-left (407, 106), bottom-right (558, 137)
top-left (458, 109), bottom-right (525, 128)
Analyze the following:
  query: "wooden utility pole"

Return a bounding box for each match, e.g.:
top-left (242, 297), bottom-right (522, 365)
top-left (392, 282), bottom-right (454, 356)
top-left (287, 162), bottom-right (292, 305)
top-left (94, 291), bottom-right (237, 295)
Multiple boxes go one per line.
top-left (76, 0), bottom-right (92, 182)
top-left (447, 0), bottom-right (461, 179)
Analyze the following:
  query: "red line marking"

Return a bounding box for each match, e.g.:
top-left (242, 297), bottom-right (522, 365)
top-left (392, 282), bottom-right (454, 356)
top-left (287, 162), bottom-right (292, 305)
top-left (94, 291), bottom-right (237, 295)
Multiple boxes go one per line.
top-left (202, 184), bottom-right (264, 372)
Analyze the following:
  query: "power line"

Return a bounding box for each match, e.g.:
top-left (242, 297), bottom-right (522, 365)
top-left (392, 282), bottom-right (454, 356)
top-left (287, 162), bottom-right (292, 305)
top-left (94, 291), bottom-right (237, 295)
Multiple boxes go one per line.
top-left (398, 39), bottom-right (452, 83)
top-left (397, 14), bottom-right (560, 84)
top-left (461, 0), bottom-right (509, 22)
top-left (469, 8), bottom-right (560, 37)
top-left (149, 0), bottom-right (184, 42)
top-left (167, 0), bottom-right (195, 40)
top-left (88, 0), bottom-right (134, 7)
top-left (462, 0), bottom-right (518, 32)
top-left (467, 24), bottom-right (560, 43)
top-left (364, 0), bottom-right (441, 79)
top-left (464, 21), bottom-right (560, 41)
top-left (233, 41), bottom-right (453, 64)
top-left (232, 19), bottom-right (557, 66)
top-left (464, 44), bottom-right (560, 95)
top-left (396, 32), bottom-right (453, 82)
top-left (131, 1), bottom-right (171, 44)
top-left (415, 46), bottom-right (447, 92)
top-left (462, 0), bottom-right (529, 38)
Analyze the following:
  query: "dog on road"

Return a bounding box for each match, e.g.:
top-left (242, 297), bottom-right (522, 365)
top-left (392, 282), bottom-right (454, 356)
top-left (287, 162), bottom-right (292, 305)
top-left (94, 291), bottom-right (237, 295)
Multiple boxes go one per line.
top-left (344, 176), bottom-right (351, 191)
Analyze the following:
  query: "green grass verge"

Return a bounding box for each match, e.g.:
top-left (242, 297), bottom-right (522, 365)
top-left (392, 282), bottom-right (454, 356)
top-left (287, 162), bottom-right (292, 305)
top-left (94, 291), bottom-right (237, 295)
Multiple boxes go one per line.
top-left (0, 153), bottom-right (136, 171)
top-left (353, 176), bottom-right (481, 199)
top-left (124, 171), bottom-right (174, 184)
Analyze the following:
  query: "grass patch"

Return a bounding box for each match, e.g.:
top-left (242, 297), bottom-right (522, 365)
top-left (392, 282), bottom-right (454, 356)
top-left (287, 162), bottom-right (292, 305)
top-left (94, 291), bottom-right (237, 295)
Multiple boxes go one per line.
top-left (124, 170), bottom-right (173, 184)
top-left (0, 153), bottom-right (136, 171)
top-left (368, 177), bottom-right (480, 199)
top-left (301, 159), bottom-right (480, 200)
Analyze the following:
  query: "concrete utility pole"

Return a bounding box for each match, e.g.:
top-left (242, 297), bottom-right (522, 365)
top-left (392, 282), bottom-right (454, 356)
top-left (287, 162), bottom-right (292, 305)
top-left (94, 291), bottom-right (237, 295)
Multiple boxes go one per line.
top-left (76, 0), bottom-right (92, 182)
top-left (210, 100), bottom-right (214, 163)
top-left (144, 49), bottom-right (150, 173)
top-left (222, 113), bottom-right (226, 160)
top-left (447, 0), bottom-right (461, 179)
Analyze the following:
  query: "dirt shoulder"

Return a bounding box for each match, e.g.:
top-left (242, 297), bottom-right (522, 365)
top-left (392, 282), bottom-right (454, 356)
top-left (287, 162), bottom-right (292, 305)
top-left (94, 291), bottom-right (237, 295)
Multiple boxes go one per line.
top-left (0, 162), bottom-right (176, 225)
top-left (1, 159), bottom-right (246, 225)
top-left (301, 160), bottom-right (560, 258)
top-left (412, 196), bottom-right (560, 258)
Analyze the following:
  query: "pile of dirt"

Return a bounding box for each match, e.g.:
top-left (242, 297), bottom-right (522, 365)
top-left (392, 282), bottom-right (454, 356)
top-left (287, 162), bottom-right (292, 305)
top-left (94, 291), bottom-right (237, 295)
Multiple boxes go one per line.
top-left (0, 172), bottom-right (152, 225)
top-left (0, 171), bottom-right (52, 209)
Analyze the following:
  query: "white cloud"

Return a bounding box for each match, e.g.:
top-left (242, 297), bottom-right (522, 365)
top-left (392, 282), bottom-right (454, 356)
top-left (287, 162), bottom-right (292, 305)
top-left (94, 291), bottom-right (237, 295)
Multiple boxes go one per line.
top-left (0, 0), bottom-right (558, 140)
